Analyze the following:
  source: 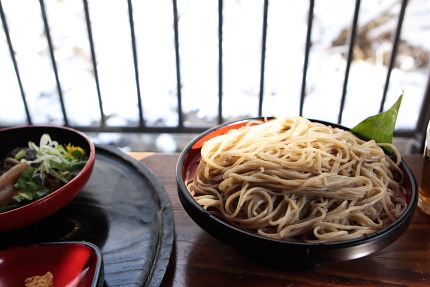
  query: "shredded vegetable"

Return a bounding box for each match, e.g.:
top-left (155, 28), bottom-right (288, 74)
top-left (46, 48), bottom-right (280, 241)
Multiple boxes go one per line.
top-left (26, 134), bottom-right (87, 184)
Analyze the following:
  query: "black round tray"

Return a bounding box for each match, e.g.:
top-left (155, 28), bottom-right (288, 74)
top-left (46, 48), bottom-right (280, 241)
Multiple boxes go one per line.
top-left (0, 145), bottom-right (175, 287)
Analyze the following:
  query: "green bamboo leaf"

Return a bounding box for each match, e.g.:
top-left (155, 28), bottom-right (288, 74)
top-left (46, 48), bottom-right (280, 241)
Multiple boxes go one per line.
top-left (350, 94), bottom-right (403, 153)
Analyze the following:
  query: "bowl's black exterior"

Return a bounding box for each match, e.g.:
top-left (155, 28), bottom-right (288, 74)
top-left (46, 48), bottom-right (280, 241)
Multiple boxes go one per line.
top-left (176, 117), bottom-right (418, 270)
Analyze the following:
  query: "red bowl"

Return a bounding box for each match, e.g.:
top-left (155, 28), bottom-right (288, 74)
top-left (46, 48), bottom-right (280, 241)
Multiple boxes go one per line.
top-left (0, 241), bottom-right (103, 287)
top-left (0, 125), bottom-right (95, 233)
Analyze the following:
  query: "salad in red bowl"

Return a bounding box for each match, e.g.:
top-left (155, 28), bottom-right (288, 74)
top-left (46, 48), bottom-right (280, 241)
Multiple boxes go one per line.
top-left (0, 126), bottom-right (95, 233)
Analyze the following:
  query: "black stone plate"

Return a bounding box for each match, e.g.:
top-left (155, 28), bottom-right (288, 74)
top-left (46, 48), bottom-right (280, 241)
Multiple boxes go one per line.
top-left (0, 145), bottom-right (175, 287)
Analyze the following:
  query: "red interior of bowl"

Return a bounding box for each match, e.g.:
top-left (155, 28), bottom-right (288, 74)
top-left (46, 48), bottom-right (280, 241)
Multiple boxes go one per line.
top-left (0, 242), bottom-right (102, 286)
top-left (192, 120), bottom-right (263, 149)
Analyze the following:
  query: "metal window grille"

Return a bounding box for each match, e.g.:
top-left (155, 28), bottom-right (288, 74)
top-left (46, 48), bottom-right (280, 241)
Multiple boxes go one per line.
top-left (1, 0), bottom-right (429, 151)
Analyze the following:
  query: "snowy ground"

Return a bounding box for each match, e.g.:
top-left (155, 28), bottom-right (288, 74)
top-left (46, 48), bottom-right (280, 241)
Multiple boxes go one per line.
top-left (0, 0), bottom-right (429, 153)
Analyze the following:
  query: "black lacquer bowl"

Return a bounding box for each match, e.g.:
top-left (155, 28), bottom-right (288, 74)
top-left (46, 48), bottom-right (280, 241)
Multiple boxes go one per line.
top-left (176, 117), bottom-right (418, 270)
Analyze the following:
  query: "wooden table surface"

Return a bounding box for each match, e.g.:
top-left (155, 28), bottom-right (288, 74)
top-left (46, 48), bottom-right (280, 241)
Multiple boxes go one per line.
top-left (130, 152), bottom-right (430, 287)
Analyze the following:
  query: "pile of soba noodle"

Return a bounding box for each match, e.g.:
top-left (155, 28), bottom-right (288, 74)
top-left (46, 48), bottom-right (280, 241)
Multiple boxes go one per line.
top-left (186, 116), bottom-right (407, 243)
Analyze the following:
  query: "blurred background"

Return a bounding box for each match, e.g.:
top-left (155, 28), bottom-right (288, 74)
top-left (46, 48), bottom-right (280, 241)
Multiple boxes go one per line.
top-left (1, 0), bottom-right (429, 153)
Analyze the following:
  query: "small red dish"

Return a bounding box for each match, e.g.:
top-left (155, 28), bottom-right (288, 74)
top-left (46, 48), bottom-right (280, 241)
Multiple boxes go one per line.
top-left (0, 125), bottom-right (95, 233)
top-left (0, 241), bottom-right (104, 287)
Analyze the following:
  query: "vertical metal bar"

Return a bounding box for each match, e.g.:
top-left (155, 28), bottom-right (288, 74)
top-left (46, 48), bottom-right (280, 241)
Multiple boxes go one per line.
top-left (299, 0), bottom-right (314, 117)
top-left (338, 0), bottom-right (361, 124)
top-left (172, 0), bottom-right (183, 128)
top-left (218, 0), bottom-right (223, 124)
top-left (127, 0), bottom-right (145, 127)
top-left (258, 0), bottom-right (269, 117)
top-left (82, 0), bottom-right (105, 127)
top-left (39, 0), bottom-right (69, 126)
top-left (0, 0), bottom-right (32, 125)
top-left (380, 0), bottom-right (408, 113)
top-left (414, 73), bottom-right (430, 152)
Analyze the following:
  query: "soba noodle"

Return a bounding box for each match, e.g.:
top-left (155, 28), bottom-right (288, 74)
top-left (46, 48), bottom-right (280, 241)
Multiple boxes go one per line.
top-left (186, 116), bottom-right (407, 243)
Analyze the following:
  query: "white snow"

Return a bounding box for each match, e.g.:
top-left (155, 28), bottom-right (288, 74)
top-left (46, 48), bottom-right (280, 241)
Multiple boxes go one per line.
top-left (0, 0), bottom-right (428, 151)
